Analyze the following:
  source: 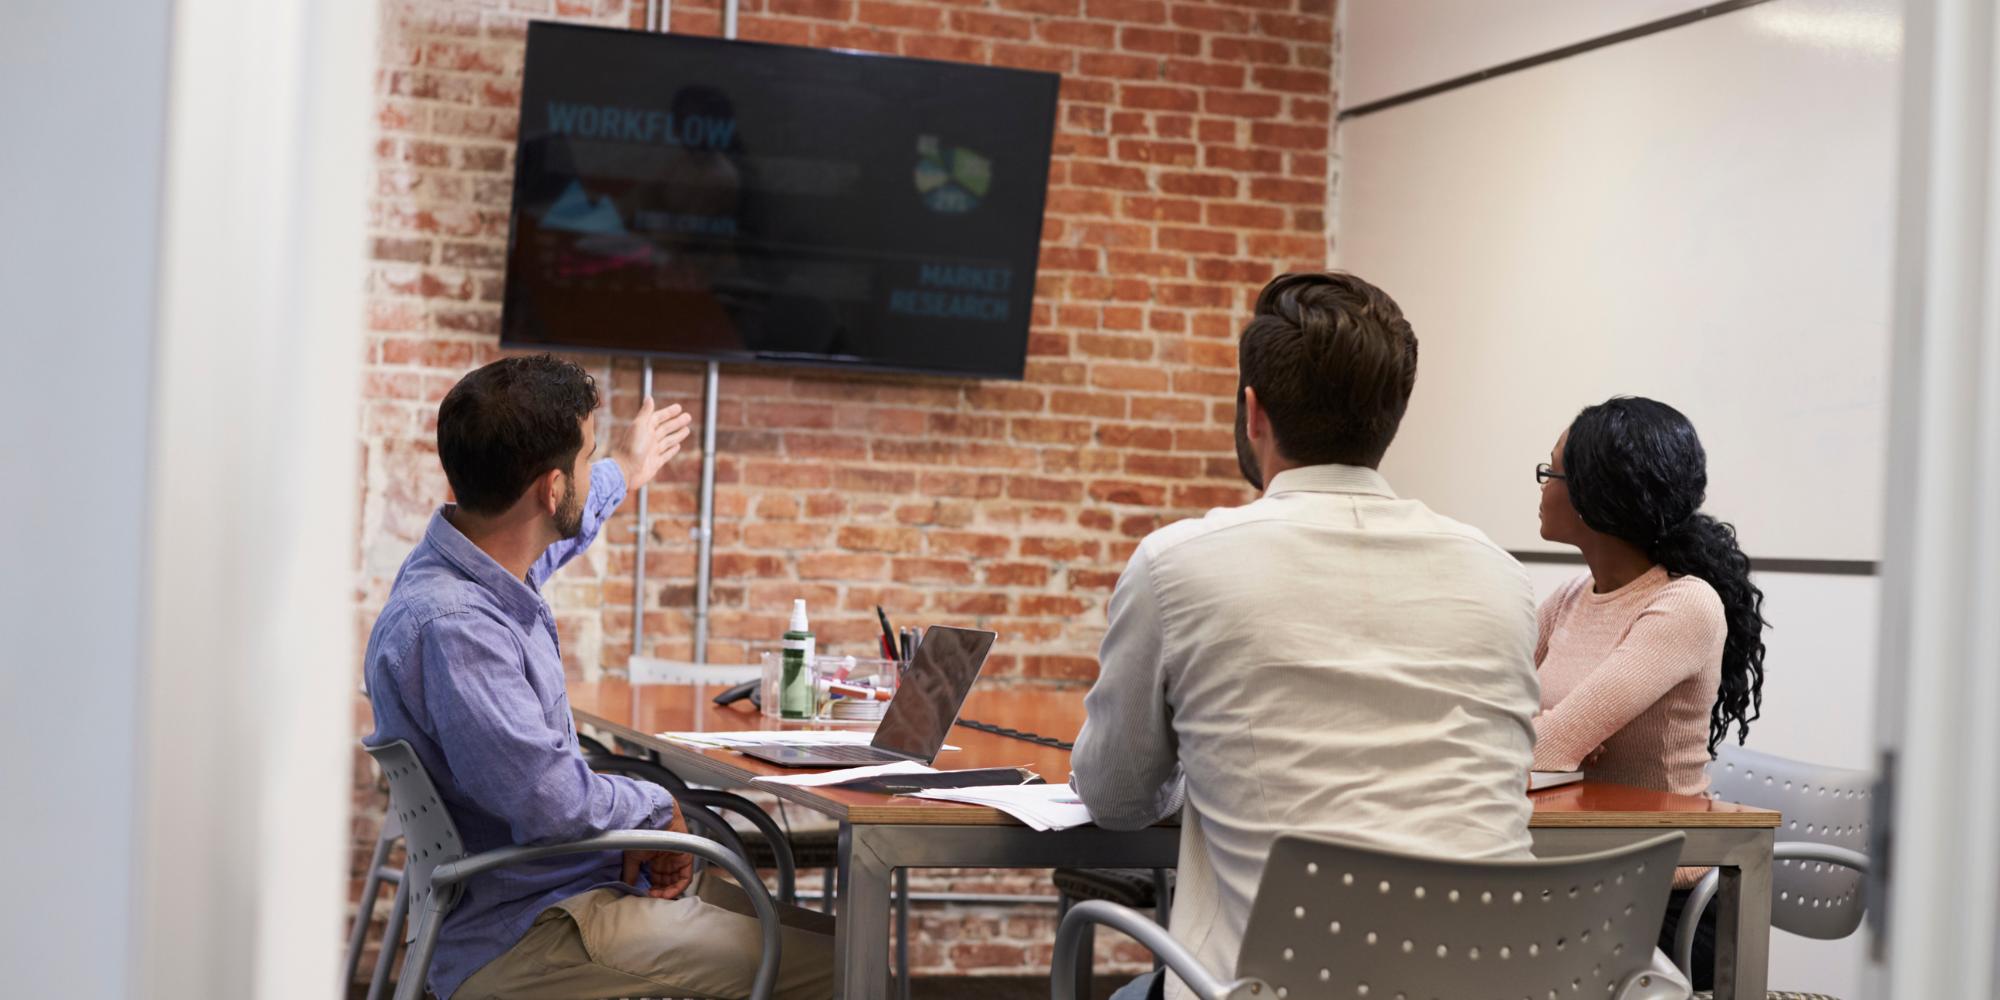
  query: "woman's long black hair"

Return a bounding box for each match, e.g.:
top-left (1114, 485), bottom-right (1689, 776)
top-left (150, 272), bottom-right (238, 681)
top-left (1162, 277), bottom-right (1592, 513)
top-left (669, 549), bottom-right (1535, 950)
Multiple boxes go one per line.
top-left (1562, 397), bottom-right (1767, 756)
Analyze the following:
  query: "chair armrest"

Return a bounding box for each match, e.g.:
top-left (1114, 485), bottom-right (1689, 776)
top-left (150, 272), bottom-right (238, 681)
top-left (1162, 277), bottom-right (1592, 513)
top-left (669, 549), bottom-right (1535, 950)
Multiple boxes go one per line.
top-left (585, 752), bottom-right (801, 903)
top-left (1050, 899), bottom-right (1268, 1000)
top-left (681, 788), bottom-right (799, 904)
top-left (1774, 842), bottom-right (1870, 873)
top-left (433, 830), bottom-right (745, 884)
top-left (1672, 843), bottom-right (1871, 974)
top-left (586, 752), bottom-right (695, 796)
top-left (585, 753), bottom-right (758, 881)
top-left (434, 831), bottom-right (781, 1000)
top-left (1613, 953), bottom-right (1693, 1000)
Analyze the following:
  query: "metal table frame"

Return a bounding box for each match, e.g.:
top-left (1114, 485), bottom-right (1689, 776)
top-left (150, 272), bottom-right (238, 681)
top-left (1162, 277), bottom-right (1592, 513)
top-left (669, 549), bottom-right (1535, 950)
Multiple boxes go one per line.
top-left (577, 710), bottom-right (1773, 1000)
top-left (826, 822), bottom-right (1770, 1000)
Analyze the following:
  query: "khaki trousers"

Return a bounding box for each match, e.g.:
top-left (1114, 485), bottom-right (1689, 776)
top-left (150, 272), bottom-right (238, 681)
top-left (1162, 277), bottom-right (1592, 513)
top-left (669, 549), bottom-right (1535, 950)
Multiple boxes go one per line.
top-left (455, 875), bottom-right (836, 999)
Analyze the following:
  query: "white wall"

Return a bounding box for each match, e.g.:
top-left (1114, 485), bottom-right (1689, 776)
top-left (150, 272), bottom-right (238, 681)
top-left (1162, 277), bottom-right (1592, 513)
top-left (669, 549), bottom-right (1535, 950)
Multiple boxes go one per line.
top-left (1341, 0), bottom-right (1901, 563)
top-left (0, 3), bottom-right (173, 996)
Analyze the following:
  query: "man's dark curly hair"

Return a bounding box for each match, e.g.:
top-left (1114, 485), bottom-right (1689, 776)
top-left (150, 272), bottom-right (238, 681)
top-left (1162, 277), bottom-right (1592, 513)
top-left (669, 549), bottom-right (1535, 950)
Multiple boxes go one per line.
top-left (437, 354), bottom-right (599, 514)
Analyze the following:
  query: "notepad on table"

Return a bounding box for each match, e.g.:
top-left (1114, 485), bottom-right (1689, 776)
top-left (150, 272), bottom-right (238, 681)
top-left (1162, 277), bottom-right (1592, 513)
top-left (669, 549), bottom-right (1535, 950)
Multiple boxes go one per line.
top-left (907, 782), bottom-right (1094, 831)
top-left (657, 730), bottom-right (960, 752)
top-left (1529, 770), bottom-right (1584, 791)
top-left (752, 762), bottom-right (1041, 793)
top-left (751, 761), bottom-right (936, 787)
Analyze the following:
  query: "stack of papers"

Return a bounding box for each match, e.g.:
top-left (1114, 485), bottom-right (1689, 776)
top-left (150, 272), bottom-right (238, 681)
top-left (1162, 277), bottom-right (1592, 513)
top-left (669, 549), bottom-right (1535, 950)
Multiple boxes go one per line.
top-left (751, 761), bottom-right (936, 787)
top-left (909, 783), bottom-right (1096, 831)
top-left (1530, 771), bottom-right (1585, 791)
top-left (656, 730), bottom-right (960, 752)
top-left (658, 730), bottom-right (873, 749)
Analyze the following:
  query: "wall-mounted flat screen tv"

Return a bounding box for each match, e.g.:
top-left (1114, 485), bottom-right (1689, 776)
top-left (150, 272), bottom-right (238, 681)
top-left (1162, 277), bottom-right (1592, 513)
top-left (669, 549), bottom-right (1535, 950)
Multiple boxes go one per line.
top-left (501, 23), bottom-right (1061, 380)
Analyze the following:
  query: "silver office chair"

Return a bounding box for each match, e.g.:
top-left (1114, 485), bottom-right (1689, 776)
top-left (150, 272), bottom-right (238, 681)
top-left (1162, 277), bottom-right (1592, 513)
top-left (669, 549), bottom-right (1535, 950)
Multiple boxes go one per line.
top-left (365, 739), bottom-right (782, 1000)
top-left (1052, 831), bottom-right (1691, 1000)
top-left (341, 811), bottom-right (410, 1000)
top-left (1677, 744), bottom-right (1873, 1000)
top-left (1052, 867), bottom-right (1174, 997)
top-left (346, 749), bottom-right (787, 999)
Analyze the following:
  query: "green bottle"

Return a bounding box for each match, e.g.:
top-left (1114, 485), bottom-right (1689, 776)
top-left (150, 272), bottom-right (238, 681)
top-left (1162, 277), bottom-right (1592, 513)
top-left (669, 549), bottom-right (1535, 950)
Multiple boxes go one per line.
top-left (780, 599), bottom-right (815, 720)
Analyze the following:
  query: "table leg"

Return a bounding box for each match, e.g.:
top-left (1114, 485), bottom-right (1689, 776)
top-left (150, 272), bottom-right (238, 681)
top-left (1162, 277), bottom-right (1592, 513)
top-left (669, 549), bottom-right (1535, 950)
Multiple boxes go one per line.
top-left (1711, 829), bottom-right (1774, 1000)
top-left (833, 822), bottom-right (894, 1000)
top-left (896, 867), bottom-right (910, 1000)
top-left (827, 824), bottom-right (1179, 999)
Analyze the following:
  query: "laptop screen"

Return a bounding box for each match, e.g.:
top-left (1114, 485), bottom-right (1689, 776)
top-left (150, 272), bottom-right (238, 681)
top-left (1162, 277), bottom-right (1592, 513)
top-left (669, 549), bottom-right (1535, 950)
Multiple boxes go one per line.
top-left (871, 626), bottom-right (996, 763)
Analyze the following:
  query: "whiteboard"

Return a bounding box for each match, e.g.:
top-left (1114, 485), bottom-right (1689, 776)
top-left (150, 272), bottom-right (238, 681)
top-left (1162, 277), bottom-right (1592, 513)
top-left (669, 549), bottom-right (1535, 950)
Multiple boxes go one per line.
top-left (1340, 0), bottom-right (1707, 110)
top-left (1338, 0), bottom-right (1900, 562)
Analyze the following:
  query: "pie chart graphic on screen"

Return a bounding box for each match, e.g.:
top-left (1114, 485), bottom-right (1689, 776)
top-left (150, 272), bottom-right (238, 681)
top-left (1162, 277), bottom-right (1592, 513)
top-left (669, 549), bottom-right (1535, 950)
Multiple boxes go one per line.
top-left (914, 134), bottom-right (991, 214)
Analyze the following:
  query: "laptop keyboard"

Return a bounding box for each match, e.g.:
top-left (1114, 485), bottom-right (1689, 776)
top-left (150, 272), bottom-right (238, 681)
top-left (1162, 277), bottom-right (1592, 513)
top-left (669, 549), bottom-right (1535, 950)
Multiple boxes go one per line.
top-left (782, 744), bottom-right (901, 763)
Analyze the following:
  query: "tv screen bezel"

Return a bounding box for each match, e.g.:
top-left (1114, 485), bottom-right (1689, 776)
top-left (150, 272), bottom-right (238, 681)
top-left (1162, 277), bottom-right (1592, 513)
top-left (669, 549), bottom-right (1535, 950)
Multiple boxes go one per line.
top-left (498, 22), bottom-right (1061, 383)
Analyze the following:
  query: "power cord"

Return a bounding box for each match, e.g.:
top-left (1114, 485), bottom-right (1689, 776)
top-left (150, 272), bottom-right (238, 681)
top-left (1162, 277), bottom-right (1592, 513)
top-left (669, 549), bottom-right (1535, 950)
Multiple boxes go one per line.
top-left (955, 717), bottom-right (1074, 752)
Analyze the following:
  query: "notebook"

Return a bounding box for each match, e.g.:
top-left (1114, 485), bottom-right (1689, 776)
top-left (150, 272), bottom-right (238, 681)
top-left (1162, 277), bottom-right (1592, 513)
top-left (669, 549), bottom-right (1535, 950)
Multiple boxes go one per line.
top-left (1530, 770), bottom-right (1585, 791)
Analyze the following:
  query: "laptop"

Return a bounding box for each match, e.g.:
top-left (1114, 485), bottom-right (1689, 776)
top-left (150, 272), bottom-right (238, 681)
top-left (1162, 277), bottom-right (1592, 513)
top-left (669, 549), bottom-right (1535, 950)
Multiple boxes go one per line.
top-left (736, 625), bottom-right (996, 768)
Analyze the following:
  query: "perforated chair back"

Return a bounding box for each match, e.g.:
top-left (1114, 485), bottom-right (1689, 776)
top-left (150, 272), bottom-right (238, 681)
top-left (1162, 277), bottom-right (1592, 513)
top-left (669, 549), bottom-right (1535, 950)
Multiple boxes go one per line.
top-left (366, 740), bottom-right (468, 942)
top-left (1236, 831), bottom-right (1686, 1000)
top-left (1708, 744), bottom-right (1872, 939)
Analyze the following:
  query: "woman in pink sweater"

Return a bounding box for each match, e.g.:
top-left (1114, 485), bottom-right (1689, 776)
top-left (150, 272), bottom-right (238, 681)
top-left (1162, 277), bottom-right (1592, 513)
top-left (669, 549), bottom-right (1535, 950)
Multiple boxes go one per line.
top-left (1533, 396), bottom-right (1767, 989)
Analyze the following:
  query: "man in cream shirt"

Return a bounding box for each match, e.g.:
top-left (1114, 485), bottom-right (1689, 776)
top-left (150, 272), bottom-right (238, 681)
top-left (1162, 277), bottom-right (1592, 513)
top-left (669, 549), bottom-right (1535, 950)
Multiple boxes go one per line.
top-left (1071, 272), bottom-right (1541, 1000)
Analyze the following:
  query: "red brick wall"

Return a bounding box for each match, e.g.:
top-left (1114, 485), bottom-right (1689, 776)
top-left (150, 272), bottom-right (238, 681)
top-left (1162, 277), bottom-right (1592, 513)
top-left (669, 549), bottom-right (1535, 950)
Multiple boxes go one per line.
top-left (353, 0), bottom-right (1334, 979)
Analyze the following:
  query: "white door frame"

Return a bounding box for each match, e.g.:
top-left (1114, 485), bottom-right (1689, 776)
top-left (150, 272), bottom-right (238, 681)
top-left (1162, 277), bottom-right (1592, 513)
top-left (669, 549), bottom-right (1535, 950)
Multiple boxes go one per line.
top-left (1874, 0), bottom-right (2000, 994)
top-left (136, 1), bottom-right (376, 995)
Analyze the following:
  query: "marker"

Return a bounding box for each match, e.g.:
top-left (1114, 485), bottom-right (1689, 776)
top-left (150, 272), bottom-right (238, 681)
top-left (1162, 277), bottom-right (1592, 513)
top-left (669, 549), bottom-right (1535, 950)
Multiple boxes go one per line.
top-left (824, 679), bottom-right (893, 702)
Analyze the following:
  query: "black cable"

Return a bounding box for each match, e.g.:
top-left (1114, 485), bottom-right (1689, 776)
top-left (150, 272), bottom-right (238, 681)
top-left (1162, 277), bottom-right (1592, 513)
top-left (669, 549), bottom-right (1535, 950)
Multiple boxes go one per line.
top-left (955, 717), bottom-right (1074, 752)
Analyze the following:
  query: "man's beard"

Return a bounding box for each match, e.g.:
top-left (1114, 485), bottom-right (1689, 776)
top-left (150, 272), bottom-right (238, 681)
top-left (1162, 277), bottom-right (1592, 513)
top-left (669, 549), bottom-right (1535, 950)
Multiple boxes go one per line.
top-left (1234, 402), bottom-right (1264, 491)
top-left (554, 474), bottom-right (585, 539)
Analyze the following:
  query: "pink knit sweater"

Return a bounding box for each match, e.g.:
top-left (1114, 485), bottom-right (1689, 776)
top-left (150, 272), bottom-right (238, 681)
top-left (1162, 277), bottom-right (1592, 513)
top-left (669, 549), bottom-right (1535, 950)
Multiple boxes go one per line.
top-left (1533, 567), bottom-right (1726, 886)
top-left (1533, 567), bottom-right (1726, 788)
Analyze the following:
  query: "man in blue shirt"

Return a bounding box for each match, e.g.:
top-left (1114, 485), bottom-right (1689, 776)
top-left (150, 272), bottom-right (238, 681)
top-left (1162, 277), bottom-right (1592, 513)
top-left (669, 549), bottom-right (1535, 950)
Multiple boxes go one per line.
top-left (365, 355), bottom-right (834, 998)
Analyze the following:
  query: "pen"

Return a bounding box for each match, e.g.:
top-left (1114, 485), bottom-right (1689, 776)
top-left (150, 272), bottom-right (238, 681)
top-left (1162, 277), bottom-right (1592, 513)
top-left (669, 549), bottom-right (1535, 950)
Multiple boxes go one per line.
top-left (875, 605), bottom-right (898, 661)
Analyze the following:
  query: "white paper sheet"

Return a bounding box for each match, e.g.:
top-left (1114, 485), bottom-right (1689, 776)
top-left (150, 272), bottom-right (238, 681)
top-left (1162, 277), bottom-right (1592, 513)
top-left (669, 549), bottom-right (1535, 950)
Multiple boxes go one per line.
top-left (750, 760), bottom-right (938, 787)
top-left (908, 783), bottom-right (1095, 831)
top-left (1529, 770), bottom-right (1585, 791)
top-left (656, 730), bottom-right (959, 751)
top-left (657, 730), bottom-right (874, 748)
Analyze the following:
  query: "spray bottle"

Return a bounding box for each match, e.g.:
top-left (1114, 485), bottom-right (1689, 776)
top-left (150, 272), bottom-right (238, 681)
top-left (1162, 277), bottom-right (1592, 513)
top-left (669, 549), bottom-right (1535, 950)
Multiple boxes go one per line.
top-left (779, 599), bottom-right (815, 720)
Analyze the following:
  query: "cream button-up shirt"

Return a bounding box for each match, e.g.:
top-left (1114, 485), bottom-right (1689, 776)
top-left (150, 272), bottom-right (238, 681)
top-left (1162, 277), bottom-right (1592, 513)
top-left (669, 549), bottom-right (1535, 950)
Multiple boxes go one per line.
top-left (1071, 464), bottom-right (1541, 998)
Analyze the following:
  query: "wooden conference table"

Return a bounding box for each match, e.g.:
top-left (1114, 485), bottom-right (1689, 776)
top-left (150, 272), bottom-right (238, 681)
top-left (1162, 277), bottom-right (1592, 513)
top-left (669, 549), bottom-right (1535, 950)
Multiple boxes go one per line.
top-left (569, 680), bottom-right (1779, 1000)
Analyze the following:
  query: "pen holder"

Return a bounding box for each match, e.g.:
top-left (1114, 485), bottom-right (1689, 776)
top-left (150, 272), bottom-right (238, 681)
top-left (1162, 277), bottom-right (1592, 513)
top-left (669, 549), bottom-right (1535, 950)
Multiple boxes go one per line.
top-left (840, 655), bottom-right (901, 690)
top-left (759, 652), bottom-right (899, 721)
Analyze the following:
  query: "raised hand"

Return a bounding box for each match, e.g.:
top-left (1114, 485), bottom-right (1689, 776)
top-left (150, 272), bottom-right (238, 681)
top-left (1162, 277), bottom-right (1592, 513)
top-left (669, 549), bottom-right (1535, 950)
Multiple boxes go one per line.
top-left (612, 395), bottom-right (695, 496)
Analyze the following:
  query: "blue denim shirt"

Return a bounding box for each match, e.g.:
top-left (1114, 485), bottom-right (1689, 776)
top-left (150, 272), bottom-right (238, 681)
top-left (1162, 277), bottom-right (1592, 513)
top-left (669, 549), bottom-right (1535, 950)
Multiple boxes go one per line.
top-left (364, 460), bottom-right (675, 998)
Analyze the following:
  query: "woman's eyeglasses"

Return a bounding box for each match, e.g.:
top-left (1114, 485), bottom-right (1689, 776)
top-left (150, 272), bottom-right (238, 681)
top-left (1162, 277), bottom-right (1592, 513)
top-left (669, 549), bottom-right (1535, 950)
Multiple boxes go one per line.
top-left (1535, 463), bottom-right (1567, 484)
